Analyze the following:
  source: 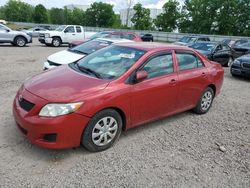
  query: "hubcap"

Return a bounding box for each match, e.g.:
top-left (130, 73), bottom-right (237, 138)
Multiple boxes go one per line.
top-left (201, 91), bottom-right (213, 111)
top-left (17, 39), bottom-right (25, 46)
top-left (53, 39), bottom-right (60, 46)
top-left (92, 117), bottom-right (118, 146)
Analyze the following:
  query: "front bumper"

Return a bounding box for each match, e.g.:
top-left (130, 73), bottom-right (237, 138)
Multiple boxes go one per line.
top-left (13, 88), bottom-right (90, 149)
top-left (38, 37), bottom-right (52, 44)
top-left (231, 64), bottom-right (250, 77)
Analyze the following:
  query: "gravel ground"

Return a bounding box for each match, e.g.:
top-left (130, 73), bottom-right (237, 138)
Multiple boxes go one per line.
top-left (0, 39), bottom-right (249, 187)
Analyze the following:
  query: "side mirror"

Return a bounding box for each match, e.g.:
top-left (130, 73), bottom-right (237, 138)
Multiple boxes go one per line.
top-left (6, 29), bottom-right (10, 32)
top-left (135, 70), bottom-right (148, 82)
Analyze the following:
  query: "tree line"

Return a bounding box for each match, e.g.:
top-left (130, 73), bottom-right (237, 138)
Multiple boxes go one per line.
top-left (0, 0), bottom-right (249, 36)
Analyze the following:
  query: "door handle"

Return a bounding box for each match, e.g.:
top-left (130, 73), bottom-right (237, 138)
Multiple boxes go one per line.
top-left (201, 72), bottom-right (206, 77)
top-left (169, 79), bottom-right (177, 85)
top-left (72, 34), bottom-right (76, 35)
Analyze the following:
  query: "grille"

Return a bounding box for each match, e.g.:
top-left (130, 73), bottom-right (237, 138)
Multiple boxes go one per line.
top-left (48, 60), bottom-right (61, 66)
top-left (242, 63), bottom-right (250, 69)
top-left (39, 33), bottom-right (45, 38)
top-left (19, 97), bottom-right (35, 112)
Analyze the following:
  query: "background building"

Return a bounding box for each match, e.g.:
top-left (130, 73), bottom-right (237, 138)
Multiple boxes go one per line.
top-left (120, 8), bottom-right (163, 27)
top-left (65, 4), bottom-right (90, 11)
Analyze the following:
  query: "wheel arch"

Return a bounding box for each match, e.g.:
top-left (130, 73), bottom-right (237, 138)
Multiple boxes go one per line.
top-left (207, 84), bottom-right (216, 95)
top-left (14, 35), bottom-right (27, 43)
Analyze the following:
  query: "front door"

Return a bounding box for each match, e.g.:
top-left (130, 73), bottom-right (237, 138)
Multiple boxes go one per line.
top-left (131, 52), bottom-right (179, 127)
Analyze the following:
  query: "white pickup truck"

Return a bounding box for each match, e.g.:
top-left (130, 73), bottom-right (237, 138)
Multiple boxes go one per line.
top-left (38, 25), bottom-right (96, 47)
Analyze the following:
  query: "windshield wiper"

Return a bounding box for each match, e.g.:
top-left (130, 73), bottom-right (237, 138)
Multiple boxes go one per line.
top-left (69, 49), bottom-right (88, 55)
top-left (76, 63), bottom-right (102, 79)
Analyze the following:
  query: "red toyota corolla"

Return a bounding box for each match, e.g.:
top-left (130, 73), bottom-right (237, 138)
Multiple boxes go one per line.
top-left (13, 43), bottom-right (224, 152)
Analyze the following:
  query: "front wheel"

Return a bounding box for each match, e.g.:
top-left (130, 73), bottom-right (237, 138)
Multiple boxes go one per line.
top-left (193, 87), bottom-right (214, 114)
top-left (15, 36), bottom-right (26, 47)
top-left (81, 109), bottom-right (123, 152)
top-left (52, 37), bottom-right (61, 47)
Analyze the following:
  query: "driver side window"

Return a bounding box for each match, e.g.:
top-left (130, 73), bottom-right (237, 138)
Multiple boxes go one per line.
top-left (64, 26), bottom-right (75, 33)
top-left (142, 54), bottom-right (173, 79)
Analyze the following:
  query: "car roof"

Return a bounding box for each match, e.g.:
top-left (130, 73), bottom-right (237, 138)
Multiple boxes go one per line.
top-left (94, 38), bottom-right (134, 43)
top-left (100, 31), bottom-right (138, 35)
top-left (114, 42), bottom-right (192, 51)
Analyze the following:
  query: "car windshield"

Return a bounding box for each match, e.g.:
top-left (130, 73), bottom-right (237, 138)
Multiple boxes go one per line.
top-left (190, 43), bottom-right (216, 52)
top-left (90, 32), bottom-right (110, 39)
top-left (179, 36), bottom-right (196, 43)
top-left (76, 45), bottom-right (146, 79)
top-left (55, 25), bottom-right (66, 31)
top-left (235, 41), bottom-right (250, 48)
top-left (69, 39), bottom-right (113, 54)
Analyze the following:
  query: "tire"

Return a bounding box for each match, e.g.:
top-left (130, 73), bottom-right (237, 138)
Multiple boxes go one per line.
top-left (52, 37), bottom-right (61, 47)
top-left (14, 36), bottom-right (26, 47)
top-left (193, 87), bottom-right (214, 114)
top-left (81, 109), bottom-right (123, 152)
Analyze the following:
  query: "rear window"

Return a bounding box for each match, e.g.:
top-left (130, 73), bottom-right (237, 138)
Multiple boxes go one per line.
top-left (176, 52), bottom-right (204, 71)
top-left (76, 26), bottom-right (82, 33)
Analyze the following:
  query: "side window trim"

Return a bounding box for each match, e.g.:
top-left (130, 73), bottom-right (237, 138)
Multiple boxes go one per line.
top-left (175, 50), bottom-right (205, 71)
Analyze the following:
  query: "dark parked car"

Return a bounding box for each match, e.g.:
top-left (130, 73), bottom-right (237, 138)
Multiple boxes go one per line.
top-left (232, 42), bottom-right (250, 56)
top-left (140, 33), bottom-right (154, 42)
top-left (189, 42), bottom-right (239, 66)
top-left (175, 35), bottom-right (210, 46)
top-left (222, 38), bottom-right (248, 48)
top-left (231, 54), bottom-right (250, 78)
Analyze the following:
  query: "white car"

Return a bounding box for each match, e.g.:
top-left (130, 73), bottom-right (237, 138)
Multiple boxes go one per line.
top-left (38, 25), bottom-right (96, 47)
top-left (43, 38), bottom-right (133, 70)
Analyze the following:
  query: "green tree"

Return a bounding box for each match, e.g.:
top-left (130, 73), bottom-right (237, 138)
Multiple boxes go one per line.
top-left (0, 6), bottom-right (6, 19)
top-left (49, 8), bottom-right (65, 24)
top-left (84, 2), bottom-right (115, 27)
top-left (33, 4), bottom-right (48, 23)
top-left (154, 0), bottom-right (180, 32)
top-left (112, 14), bottom-right (122, 28)
top-left (131, 3), bottom-right (152, 30)
top-left (3, 0), bottom-right (34, 22)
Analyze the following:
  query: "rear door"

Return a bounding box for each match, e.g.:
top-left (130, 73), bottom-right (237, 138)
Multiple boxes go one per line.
top-left (130, 51), bottom-right (179, 127)
top-left (175, 50), bottom-right (210, 111)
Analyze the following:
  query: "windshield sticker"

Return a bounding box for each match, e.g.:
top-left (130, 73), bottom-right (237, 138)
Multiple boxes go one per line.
top-left (119, 53), bottom-right (135, 59)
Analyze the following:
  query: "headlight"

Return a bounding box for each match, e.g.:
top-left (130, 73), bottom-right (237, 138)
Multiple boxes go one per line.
top-left (39, 102), bottom-right (83, 117)
top-left (45, 33), bottom-right (50, 38)
top-left (233, 59), bottom-right (241, 65)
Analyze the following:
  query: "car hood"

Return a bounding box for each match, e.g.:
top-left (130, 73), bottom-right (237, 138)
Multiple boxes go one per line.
top-left (47, 50), bottom-right (85, 65)
top-left (174, 42), bottom-right (187, 46)
top-left (237, 54), bottom-right (250, 62)
top-left (24, 65), bottom-right (110, 102)
top-left (10, 30), bottom-right (29, 36)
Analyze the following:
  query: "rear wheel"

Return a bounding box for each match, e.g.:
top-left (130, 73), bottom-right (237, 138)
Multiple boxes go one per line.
top-left (14, 36), bottom-right (26, 47)
top-left (52, 37), bottom-right (61, 47)
top-left (193, 87), bottom-right (214, 114)
top-left (81, 109), bottom-right (123, 152)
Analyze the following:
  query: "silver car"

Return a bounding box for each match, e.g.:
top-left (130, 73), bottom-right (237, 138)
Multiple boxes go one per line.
top-left (0, 24), bottom-right (32, 47)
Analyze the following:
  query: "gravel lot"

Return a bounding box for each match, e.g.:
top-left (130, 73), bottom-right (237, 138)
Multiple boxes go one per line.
top-left (0, 39), bottom-right (249, 187)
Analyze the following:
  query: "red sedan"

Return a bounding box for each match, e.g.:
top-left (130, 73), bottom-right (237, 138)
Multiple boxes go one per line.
top-left (13, 43), bottom-right (224, 152)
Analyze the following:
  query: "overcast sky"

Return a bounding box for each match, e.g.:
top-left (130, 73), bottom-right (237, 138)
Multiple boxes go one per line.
top-left (0, 0), bottom-right (184, 11)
